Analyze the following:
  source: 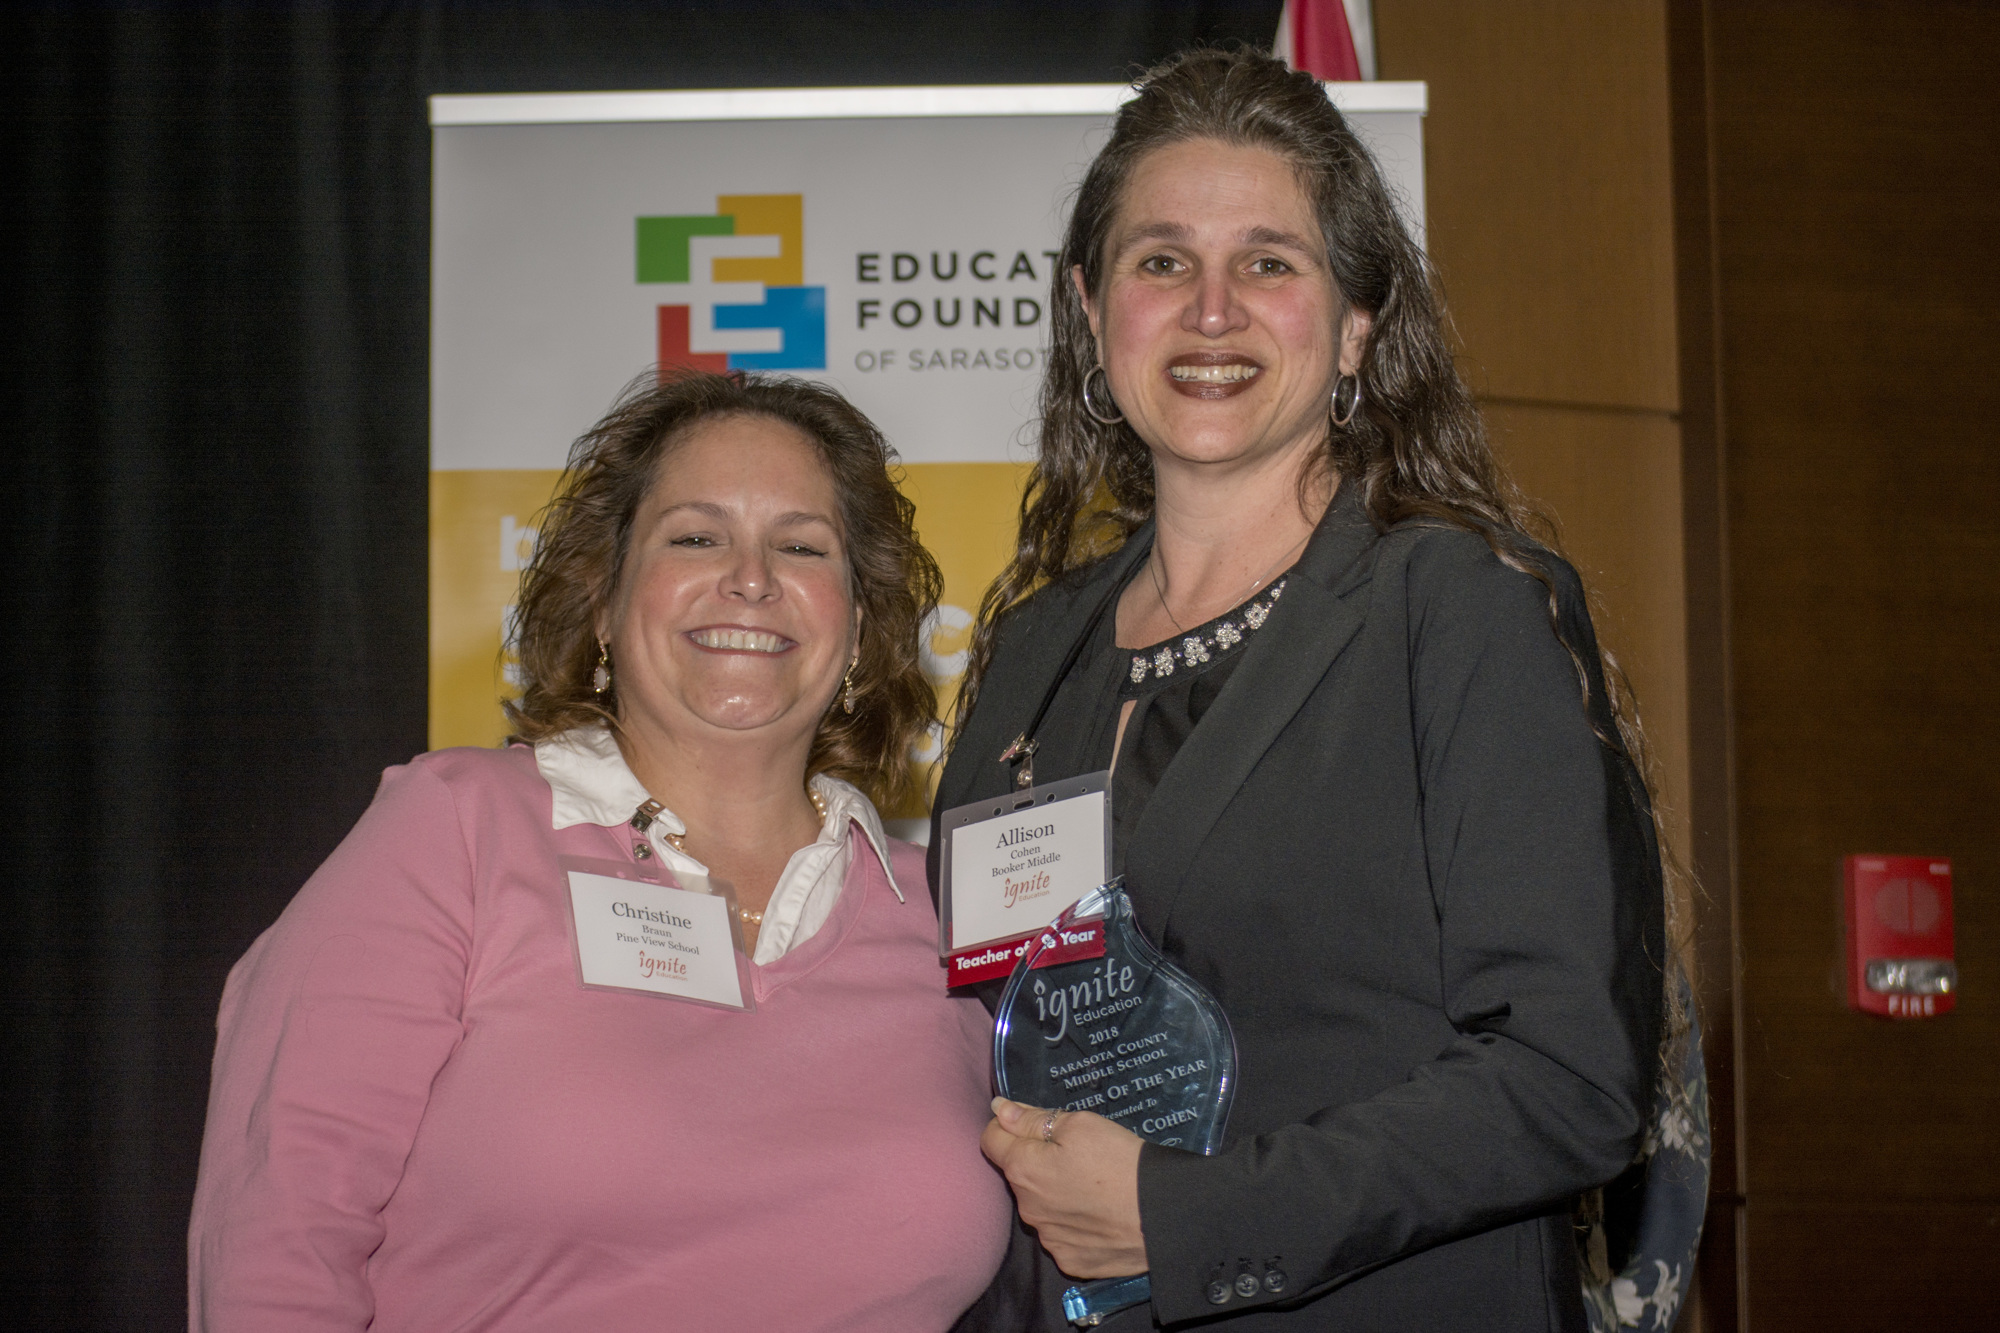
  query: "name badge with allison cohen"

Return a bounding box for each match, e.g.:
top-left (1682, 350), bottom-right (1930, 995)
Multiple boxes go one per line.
top-left (937, 770), bottom-right (1112, 987)
top-left (561, 855), bottom-right (755, 1012)
top-left (995, 879), bottom-right (1239, 1327)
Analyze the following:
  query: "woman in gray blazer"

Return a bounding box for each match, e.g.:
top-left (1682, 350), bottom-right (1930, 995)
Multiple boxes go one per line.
top-left (933, 48), bottom-right (1690, 1332)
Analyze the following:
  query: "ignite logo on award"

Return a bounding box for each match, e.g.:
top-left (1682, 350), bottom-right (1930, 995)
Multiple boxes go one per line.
top-left (638, 194), bottom-right (826, 374)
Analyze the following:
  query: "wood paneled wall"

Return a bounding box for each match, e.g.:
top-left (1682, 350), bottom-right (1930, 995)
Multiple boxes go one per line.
top-left (1382, 1), bottom-right (2000, 1328)
top-left (1688, 1), bottom-right (2000, 1325)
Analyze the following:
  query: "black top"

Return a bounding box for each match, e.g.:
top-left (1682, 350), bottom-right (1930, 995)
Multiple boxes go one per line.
top-left (933, 478), bottom-right (1663, 1332)
top-left (1106, 573), bottom-right (1291, 874)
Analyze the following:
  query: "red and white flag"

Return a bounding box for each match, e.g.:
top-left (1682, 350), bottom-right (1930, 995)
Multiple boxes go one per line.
top-left (1274, 0), bottom-right (1374, 82)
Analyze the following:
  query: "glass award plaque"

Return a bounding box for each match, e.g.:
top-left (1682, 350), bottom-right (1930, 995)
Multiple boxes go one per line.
top-left (993, 879), bottom-right (1237, 1326)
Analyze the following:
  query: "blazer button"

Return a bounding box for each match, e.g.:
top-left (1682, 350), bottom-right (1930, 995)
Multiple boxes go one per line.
top-left (1206, 1279), bottom-right (1233, 1305)
top-left (1234, 1271), bottom-right (1261, 1298)
top-left (1264, 1267), bottom-right (1288, 1294)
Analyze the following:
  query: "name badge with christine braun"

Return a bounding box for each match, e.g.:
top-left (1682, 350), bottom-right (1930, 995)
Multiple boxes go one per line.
top-left (937, 770), bottom-right (1111, 987)
top-left (560, 854), bottom-right (755, 1012)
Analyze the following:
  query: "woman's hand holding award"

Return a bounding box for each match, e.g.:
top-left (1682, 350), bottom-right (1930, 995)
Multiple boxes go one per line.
top-left (993, 879), bottom-right (1237, 1327)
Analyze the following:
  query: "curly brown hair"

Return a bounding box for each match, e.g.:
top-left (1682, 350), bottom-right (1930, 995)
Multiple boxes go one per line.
top-left (506, 369), bottom-right (942, 810)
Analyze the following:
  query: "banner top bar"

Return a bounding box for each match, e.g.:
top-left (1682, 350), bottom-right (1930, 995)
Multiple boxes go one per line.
top-left (428, 81), bottom-right (1427, 127)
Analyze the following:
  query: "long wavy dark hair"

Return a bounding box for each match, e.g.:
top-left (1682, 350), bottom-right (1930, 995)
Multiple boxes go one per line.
top-left (960, 47), bottom-right (1695, 1054)
top-left (507, 369), bottom-right (943, 811)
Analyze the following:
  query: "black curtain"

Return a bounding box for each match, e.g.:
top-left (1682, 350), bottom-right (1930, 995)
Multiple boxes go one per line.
top-left (1, 4), bottom-right (1280, 1326)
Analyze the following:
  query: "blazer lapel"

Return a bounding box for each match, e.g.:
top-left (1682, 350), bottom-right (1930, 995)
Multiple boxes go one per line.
top-left (1124, 484), bottom-right (1381, 931)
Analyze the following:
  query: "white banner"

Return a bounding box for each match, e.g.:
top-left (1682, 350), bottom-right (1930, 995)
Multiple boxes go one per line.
top-left (428, 83), bottom-right (1425, 822)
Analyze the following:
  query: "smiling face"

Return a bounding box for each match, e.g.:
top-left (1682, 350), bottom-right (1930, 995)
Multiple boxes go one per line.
top-left (1078, 137), bottom-right (1369, 479)
top-left (602, 412), bottom-right (856, 757)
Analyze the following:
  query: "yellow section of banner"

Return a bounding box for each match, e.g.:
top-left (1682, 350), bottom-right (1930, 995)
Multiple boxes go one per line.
top-left (889, 461), bottom-right (1031, 818)
top-left (427, 462), bottom-right (1034, 817)
top-left (429, 469), bottom-right (564, 751)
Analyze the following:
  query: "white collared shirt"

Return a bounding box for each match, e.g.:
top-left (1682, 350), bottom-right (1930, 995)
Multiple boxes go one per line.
top-left (534, 726), bottom-right (901, 965)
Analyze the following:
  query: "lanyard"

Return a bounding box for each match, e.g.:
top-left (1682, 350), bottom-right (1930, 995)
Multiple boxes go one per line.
top-left (997, 561), bottom-right (1134, 790)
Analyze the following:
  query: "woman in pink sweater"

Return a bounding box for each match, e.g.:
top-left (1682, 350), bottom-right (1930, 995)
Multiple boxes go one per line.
top-left (190, 371), bottom-right (1012, 1331)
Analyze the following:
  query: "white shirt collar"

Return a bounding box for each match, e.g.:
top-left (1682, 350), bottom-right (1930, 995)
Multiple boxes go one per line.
top-left (536, 724), bottom-right (668, 834)
top-left (532, 727), bottom-right (902, 963)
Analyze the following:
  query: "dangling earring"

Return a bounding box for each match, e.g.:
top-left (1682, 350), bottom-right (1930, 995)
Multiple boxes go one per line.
top-left (1331, 373), bottom-right (1364, 427)
top-left (1081, 364), bottom-right (1125, 425)
top-left (591, 640), bottom-right (611, 697)
top-left (840, 659), bottom-right (860, 714)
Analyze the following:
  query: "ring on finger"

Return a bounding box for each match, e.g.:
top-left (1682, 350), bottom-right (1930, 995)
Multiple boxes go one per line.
top-left (1040, 1110), bottom-right (1059, 1143)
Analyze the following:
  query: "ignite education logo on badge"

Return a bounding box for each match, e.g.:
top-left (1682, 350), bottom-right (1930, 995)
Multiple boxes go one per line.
top-left (637, 193), bottom-right (827, 373)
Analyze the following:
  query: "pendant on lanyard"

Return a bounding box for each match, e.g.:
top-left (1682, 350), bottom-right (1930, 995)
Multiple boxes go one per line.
top-left (997, 735), bottom-right (1039, 789)
top-left (995, 568), bottom-right (1129, 790)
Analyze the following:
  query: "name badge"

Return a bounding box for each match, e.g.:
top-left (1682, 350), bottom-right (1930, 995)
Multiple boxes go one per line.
top-left (937, 770), bottom-right (1111, 987)
top-left (561, 855), bottom-right (753, 1011)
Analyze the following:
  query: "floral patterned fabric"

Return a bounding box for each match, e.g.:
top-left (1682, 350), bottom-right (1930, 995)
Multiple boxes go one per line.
top-left (1579, 989), bottom-right (1710, 1332)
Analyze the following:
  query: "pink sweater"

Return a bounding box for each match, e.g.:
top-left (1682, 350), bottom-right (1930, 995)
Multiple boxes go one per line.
top-left (190, 745), bottom-right (1010, 1331)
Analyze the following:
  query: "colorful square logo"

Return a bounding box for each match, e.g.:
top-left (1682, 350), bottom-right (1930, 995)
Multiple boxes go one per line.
top-left (637, 193), bottom-right (826, 373)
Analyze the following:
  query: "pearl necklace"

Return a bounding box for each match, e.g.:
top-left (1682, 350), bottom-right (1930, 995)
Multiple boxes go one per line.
top-left (629, 785), bottom-right (830, 930)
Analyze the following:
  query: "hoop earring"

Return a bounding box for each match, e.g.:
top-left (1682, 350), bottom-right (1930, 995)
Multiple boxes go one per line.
top-left (591, 640), bottom-right (611, 697)
top-left (1331, 373), bottom-right (1364, 427)
top-left (840, 660), bottom-right (859, 715)
top-left (1081, 364), bottom-right (1125, 425)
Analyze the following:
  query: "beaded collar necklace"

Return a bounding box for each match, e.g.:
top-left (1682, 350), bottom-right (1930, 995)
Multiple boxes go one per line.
top-left (1124, 575), bottom-right (1289, 689)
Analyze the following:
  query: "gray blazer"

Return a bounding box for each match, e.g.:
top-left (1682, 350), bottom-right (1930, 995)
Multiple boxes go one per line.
top-left (933, 480), bottom-right (1665, 1331)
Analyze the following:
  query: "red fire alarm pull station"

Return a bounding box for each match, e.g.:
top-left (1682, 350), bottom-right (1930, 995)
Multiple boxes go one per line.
top-left (1843, 855), bottom-right (1957, 1018)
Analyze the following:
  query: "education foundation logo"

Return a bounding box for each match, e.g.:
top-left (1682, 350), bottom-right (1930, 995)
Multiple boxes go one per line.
top-left (637, 193), bottom-right (825, 373)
